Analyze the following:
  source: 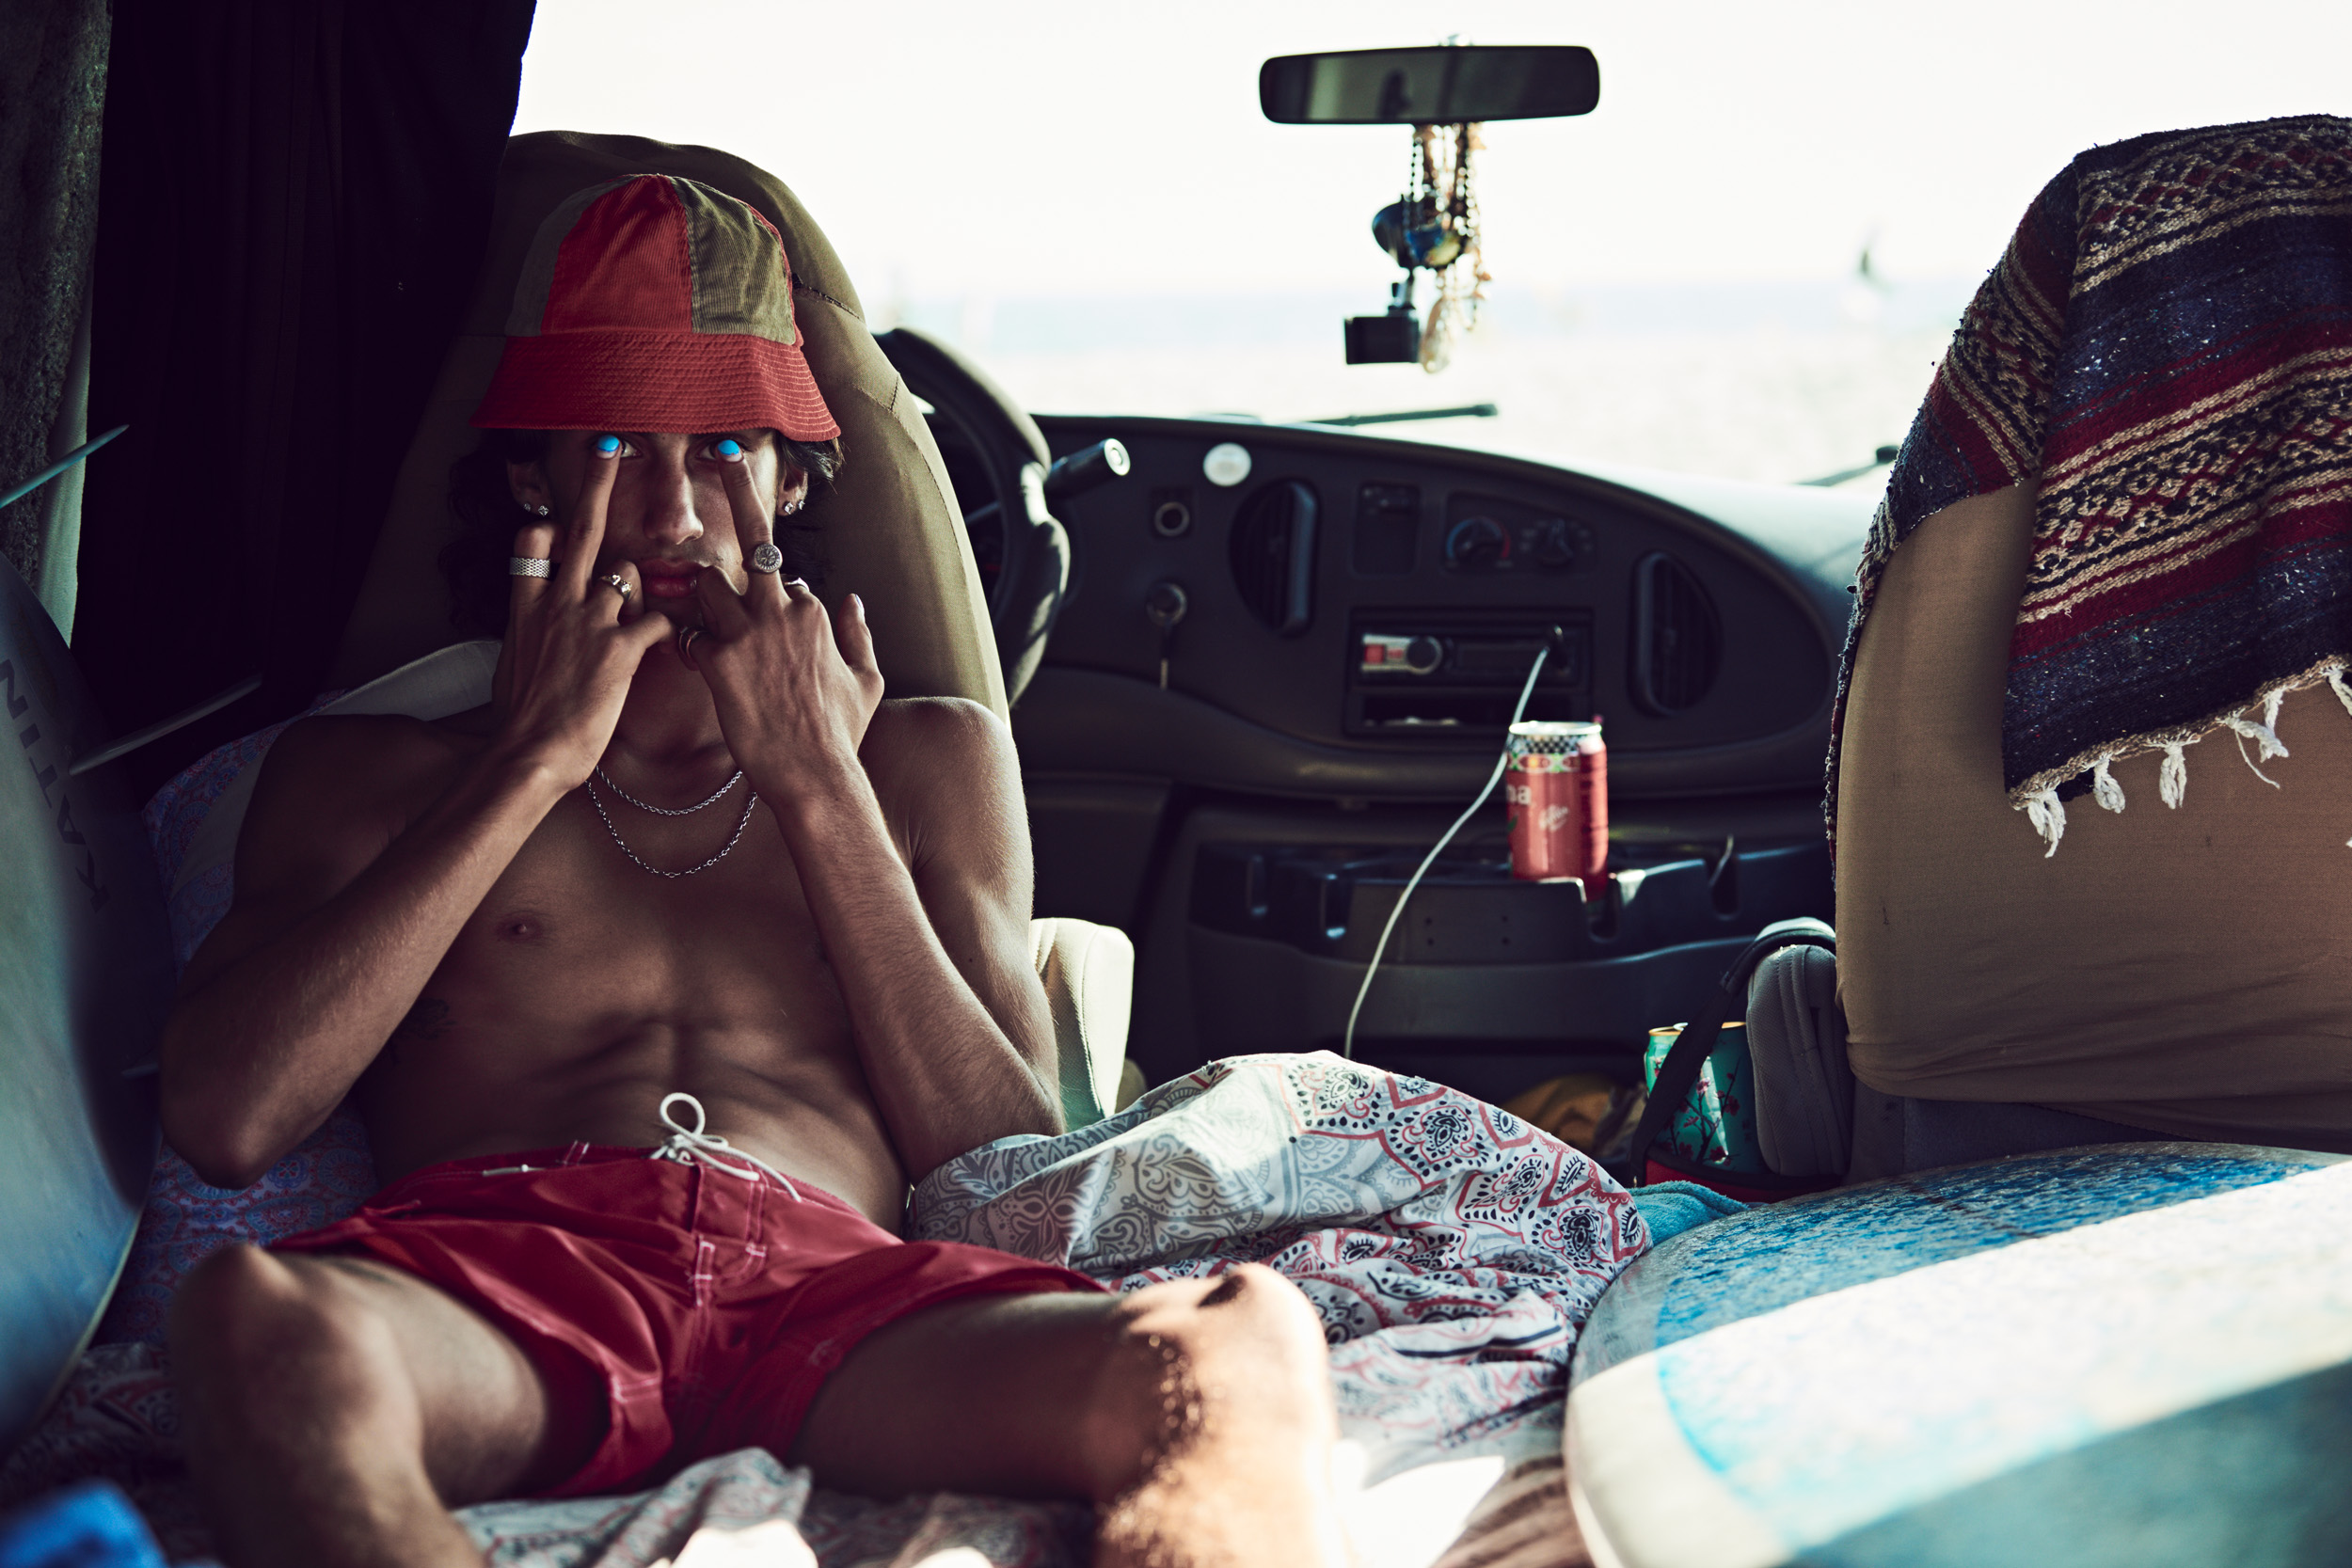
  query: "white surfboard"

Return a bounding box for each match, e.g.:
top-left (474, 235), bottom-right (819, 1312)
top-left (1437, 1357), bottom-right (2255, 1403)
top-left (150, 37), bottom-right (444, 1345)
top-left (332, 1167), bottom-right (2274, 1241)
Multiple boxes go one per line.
top-left (1568, 1142), bottom-right (2352, 1567)
top-left (0, 561), bottom-right (172, 1456)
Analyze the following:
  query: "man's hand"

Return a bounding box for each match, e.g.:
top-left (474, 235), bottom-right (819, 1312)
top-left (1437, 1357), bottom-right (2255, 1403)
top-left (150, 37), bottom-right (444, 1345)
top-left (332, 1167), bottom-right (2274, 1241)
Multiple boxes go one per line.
top-left (690, 448), bottom-right (885, 791)
top-left (494, 442), bottom-right (674, 787)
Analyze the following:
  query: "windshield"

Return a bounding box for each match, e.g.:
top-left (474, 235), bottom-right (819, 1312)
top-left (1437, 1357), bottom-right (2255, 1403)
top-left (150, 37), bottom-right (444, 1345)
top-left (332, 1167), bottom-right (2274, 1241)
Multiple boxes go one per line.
top-left (516, 0), bottom-right (2347, 489)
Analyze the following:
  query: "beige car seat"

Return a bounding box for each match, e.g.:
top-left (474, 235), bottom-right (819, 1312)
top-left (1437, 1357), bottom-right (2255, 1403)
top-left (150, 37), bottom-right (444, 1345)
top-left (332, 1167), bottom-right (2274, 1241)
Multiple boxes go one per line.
top-left (314, 131), bottom-right (1133, 1125)
top-left (1835, 485), bottom-right (2352, 1162)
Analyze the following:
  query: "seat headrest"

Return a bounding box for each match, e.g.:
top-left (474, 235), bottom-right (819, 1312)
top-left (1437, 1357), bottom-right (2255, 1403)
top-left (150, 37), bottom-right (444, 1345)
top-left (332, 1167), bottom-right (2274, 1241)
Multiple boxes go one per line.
top-left (331, 131), bottom-right (1007, 719)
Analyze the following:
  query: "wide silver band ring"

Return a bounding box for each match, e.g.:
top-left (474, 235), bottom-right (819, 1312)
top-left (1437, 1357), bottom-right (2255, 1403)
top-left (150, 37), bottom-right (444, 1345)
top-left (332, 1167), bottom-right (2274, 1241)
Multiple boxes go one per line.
top-left (508, 556), bottom-right (553, 578)
top-left (748, 542), bottom-right (785, 575)
top-left (599, 573), bottom-right (634, 602)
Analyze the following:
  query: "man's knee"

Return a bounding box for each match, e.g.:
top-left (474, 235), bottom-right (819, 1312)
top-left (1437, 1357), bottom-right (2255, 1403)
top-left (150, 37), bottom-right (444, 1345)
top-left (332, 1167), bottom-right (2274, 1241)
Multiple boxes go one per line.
top-left (1086, 1264), bottom-right (1332, 1485)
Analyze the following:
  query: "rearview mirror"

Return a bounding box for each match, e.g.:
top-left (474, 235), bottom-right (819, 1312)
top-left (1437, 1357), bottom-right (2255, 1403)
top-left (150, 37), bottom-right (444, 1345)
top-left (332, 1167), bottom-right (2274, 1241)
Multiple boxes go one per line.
top-left (1259, 45), bottom-right (1599, 125)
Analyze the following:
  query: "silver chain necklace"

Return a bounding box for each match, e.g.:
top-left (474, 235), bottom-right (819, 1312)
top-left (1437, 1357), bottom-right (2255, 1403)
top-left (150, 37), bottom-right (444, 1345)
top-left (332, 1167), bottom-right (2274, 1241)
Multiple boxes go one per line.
top-left (593, 763), bottom-right (744, 816)
top-left (585, 777), bottom-right (760, 878)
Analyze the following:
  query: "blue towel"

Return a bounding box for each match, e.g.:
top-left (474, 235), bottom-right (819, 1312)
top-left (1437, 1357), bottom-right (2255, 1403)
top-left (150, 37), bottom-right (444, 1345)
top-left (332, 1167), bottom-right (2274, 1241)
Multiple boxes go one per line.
top-left (1632, 1180), bottom-right (1746, 1243)
top-left (0, 1483), bottom-right (166, 1568)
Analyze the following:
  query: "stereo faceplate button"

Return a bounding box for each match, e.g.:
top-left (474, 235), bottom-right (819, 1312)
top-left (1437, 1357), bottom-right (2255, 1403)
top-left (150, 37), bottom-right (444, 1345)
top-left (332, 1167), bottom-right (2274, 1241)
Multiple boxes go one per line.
top-left (1359, 632), bottom-right (1446, 675)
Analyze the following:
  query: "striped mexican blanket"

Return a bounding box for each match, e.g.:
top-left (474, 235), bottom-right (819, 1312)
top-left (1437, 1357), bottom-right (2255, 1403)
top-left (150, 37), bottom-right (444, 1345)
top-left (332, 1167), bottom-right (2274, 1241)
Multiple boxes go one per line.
top-left (1831, 115), bottom-right (2352, 854)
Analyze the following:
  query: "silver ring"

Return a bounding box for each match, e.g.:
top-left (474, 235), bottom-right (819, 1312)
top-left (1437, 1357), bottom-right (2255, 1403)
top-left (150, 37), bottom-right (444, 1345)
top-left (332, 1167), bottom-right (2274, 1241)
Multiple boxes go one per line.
top-left (508, 557), bottom-right (552, 578)
top-left (749, 542), bottom-right (785, 575)
top-left (600, 573), bottom-right (634, 602)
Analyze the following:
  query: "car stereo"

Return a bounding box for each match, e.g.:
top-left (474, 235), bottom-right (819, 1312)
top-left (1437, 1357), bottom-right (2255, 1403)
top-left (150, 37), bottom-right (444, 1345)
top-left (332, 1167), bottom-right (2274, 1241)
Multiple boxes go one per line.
top-left (1344, 610), bottom-right (1594, 736)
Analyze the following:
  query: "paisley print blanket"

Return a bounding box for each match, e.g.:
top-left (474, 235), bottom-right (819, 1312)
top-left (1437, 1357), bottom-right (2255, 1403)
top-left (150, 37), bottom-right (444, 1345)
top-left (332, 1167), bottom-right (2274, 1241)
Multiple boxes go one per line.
top-left (4, 1053), bottom-right (1644, 1566)
top-left (914, 1052), bottom-right (1646, 1480)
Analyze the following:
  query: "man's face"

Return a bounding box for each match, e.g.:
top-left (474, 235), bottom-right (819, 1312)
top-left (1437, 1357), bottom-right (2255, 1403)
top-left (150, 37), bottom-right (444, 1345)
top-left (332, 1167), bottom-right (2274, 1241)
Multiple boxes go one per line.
top-left (509, 429), bottom-right (809, 623)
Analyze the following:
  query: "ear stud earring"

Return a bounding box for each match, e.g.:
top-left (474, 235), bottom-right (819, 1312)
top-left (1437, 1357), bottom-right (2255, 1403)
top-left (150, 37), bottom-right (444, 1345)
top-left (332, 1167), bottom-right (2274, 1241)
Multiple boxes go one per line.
top-left (521, 501), bottom-right (550, 516)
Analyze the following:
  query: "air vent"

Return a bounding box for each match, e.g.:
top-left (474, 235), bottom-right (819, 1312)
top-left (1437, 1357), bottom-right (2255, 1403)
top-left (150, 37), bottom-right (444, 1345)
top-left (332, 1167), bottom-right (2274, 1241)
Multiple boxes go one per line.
top-left (1629, 551), bottom-right (1722, 714)
top-left (1228, 480), bottom-right (1319, 635)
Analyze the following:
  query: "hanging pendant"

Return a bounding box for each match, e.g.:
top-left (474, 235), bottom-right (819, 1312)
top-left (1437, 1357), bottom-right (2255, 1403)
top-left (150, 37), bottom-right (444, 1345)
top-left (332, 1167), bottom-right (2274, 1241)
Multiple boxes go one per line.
top-left (1372, 200), bottom-right (1462, 271)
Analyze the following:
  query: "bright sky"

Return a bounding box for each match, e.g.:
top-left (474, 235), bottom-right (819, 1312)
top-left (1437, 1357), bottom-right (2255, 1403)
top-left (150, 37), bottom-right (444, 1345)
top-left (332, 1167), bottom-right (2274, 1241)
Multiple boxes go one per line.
top-left (515, 0), bottom-right (2352, 302)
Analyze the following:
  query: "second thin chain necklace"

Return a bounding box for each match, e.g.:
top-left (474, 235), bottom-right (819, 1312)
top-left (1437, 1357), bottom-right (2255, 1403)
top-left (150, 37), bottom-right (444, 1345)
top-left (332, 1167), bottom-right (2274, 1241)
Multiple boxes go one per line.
top-left (585, 763), bottom-right (758, 878)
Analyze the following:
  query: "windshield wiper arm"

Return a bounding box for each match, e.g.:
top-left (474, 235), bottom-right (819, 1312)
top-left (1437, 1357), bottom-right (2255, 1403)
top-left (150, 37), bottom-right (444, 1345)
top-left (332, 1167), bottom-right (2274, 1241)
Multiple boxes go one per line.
top-left (1309, 403), bottom-right (1499, 428)
top-left (1800, 444), bottom-right (1901, 488)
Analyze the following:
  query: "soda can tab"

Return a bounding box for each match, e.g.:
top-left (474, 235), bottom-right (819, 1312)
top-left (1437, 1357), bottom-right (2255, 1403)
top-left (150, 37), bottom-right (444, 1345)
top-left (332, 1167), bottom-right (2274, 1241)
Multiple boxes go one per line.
top-left (1504, 720), bottom-right (1607, 896)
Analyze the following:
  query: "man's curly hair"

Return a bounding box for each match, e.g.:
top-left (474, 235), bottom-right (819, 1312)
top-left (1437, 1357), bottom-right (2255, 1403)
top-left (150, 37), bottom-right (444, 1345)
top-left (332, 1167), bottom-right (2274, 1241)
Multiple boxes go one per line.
top-left (440, 431), bottom-right (844, 637)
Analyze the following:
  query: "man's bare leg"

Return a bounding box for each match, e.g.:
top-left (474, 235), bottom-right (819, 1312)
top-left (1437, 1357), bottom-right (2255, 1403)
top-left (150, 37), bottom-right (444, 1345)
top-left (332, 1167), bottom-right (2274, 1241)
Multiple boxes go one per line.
top-left (790, 1262), bottom-right (1345, 1567)
top-left (170, 1244), bottom-right (593, 1568)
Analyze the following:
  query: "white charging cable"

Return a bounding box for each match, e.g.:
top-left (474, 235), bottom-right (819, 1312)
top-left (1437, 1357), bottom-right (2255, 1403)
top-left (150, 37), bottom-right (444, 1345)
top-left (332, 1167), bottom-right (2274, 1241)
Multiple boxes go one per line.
top-left (1342, 644), bottom-right (1553, 1060)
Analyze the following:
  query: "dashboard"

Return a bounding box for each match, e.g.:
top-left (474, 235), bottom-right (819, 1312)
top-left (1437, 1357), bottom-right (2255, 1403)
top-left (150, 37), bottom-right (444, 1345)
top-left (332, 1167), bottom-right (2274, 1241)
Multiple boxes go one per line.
top-left (972, 416), bottom-right (1871, 804)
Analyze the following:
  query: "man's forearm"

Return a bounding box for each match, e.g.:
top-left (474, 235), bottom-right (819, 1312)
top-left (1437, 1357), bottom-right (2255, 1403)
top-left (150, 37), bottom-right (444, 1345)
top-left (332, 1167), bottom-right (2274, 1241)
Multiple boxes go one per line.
top-left (769, 763), bottom-right (1058, 1178)
top-left (159, 750), bottom-right (568, 1187)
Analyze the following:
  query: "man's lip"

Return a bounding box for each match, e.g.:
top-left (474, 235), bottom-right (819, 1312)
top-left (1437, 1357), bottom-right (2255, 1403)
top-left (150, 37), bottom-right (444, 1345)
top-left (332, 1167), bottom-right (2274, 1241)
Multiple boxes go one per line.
top-left (637, 561), bottom-right (704, 598)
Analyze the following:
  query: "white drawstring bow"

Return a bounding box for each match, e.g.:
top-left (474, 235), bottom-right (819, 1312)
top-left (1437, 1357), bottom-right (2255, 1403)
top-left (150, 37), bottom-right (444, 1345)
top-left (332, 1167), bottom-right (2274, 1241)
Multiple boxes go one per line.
top-left (650, 1091), bottom-right (800, 1198)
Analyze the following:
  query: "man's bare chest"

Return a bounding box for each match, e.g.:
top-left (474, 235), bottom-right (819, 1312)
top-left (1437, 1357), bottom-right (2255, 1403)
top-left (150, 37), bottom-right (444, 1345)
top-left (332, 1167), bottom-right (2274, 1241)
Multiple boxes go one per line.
top-left (427, 788), bottom-right (842, 1025)
top-left (355, 780), bottom-right (910, 1191)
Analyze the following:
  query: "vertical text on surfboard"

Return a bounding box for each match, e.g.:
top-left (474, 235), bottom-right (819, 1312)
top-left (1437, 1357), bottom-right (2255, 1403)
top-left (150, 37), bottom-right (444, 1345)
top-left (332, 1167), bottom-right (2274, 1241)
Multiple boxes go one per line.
top-left (1, 658), bottom-right (111, 912)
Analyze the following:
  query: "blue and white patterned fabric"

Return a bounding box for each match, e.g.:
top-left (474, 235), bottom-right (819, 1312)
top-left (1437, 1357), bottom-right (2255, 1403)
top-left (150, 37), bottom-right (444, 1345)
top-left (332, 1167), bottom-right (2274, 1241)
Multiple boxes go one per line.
top-left (914, 1052), bottom-right (1650, 1481)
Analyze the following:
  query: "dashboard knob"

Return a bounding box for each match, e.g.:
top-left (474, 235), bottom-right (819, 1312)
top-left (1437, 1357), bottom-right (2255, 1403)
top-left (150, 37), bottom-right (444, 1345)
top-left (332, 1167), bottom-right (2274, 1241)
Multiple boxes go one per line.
top-left (1403, 635), bottom-right (1445, 674)
top-left (1445, 515), bottom-right (1510, 569)
top-left (1533, 517), bottom-right (1577, 568)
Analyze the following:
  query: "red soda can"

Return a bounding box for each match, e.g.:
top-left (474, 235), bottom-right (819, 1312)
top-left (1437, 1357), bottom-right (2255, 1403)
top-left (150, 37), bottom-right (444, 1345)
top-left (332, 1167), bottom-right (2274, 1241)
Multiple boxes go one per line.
top-left (1504, 721), bottom-right (1608, 896)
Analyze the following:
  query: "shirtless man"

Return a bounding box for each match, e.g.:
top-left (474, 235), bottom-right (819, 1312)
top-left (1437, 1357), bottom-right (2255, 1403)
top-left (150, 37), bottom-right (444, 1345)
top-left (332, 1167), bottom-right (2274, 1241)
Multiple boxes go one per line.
top-left (159, 173), bottom-right (1341, 1568)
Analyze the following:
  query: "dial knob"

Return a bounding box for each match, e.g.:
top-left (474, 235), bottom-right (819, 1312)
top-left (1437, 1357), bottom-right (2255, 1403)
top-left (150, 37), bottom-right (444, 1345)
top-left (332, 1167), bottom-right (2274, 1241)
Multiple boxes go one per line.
top-left (1533, 517), bottom-right (1577, 568)
top-left (1445, 515), bottom-right (1510, 570)
top-left (1402, 635), bottom-right (1445, 674)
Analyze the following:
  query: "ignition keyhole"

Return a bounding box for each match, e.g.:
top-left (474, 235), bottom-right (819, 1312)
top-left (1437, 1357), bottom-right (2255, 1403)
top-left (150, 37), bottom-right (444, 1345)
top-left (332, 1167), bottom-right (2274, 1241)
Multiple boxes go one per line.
top-left (1145, 580), bottom-right (1189, 689)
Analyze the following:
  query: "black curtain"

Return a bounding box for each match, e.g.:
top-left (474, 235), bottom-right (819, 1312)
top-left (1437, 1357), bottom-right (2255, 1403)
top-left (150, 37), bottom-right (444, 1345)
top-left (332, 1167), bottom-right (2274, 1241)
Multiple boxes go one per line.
top-left (80, 0), bottom-right (533, 797)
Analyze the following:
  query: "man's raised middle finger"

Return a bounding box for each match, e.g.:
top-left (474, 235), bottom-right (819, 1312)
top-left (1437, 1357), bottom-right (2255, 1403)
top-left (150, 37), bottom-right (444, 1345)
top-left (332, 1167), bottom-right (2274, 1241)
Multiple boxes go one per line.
top-left (559, 434), bottom-right (624, 596)
top-left (712, 438), bottom-right (784, 596)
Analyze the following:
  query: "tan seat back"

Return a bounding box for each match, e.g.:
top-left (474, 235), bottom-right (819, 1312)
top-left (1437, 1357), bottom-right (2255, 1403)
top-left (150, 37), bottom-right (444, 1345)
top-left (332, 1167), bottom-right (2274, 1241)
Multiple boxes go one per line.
top-left (1836, 485), bottom-right (2352, 1151)
top-left (330, 131), bottom-right (1006, 719)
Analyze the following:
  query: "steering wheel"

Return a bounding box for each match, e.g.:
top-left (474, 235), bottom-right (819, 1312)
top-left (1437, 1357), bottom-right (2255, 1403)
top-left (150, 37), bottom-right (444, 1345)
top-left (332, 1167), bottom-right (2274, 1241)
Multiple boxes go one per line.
top-left (872, 327), bottom-right (1070, 703)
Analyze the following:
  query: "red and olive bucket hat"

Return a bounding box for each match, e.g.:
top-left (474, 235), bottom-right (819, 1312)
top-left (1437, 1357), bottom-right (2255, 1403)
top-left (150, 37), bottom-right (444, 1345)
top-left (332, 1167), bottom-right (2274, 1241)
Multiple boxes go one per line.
top-left (471, 172), bottom-right (840, 442)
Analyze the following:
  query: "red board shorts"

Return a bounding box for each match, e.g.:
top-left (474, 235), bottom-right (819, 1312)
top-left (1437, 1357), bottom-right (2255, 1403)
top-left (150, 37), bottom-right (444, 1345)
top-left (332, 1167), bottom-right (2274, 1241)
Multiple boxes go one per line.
top-left (273, 1142), bottom-right (1104, 1497)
